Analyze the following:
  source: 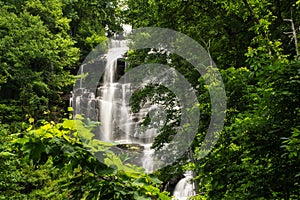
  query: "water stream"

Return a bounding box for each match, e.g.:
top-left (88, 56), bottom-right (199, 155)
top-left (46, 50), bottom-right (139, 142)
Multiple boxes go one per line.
top-left (172, 171), bottom-right (196, 200)
top-left (72, 39), bottom-right (157, 173)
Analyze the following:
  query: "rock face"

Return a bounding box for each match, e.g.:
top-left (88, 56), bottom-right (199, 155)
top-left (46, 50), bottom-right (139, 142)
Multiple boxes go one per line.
top-left (114, 143), bottom-right (145, 166)
top-left (116, 58), bottom-right (126, 80)
top-left (164, 175), bottom-right (184, 194)
top-left (116, 143), bottom-right (144, 152)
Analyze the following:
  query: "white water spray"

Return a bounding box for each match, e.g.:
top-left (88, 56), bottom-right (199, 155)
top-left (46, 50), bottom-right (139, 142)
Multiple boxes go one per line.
top-left (173, 171), bottom-right (196, 200)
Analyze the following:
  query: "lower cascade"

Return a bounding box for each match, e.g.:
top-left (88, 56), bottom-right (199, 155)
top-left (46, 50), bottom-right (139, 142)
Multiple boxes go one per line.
top-left (172, 171), bottom-right (196, 200)
top-left (142, 143), bottom-right (155, 174)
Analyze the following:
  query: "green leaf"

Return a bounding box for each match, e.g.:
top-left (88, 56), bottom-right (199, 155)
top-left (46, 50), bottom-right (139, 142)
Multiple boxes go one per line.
top-left (0, 151), bottom-right (15, 157)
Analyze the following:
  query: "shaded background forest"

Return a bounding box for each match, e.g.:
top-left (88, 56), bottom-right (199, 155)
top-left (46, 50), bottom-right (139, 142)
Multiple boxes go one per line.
top-left (0, 0), bottom-right (300, 199)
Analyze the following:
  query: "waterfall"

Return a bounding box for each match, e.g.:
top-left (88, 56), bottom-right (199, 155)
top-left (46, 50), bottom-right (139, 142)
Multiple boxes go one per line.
top-left (119, 83), bottom-right (132, 141)
top-left (72, 39), bottom-right (157, 173)
top-left (99, 58), bottom-right (118, 142)
top-left (142, 143), bottom-right (155, 173)
top-left (172, 171), bottom-right (196, 200)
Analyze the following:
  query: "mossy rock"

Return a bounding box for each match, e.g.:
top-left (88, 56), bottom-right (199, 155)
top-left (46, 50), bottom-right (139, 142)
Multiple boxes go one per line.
top-left (116, 143), bottom-right (144, 152)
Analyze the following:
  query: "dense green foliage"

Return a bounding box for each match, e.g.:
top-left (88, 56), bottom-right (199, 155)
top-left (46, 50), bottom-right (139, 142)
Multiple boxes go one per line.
top-left (124, 0), bottom-right (300, 199)
top-left (0, 0), bottom-right (121, 123)
top-left (0, 118), bottom-right (170, 199)
top-left (0, 0), bottom-right (79, 122)
top-left (1, 0), bottom-right (300, 199)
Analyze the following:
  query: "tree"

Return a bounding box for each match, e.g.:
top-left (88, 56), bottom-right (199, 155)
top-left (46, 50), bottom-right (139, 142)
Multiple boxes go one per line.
top-left (124, 0), bottom-right (300, 199)
top-left (0, 0), bottom-right (80, 122)
top-left (62, 0), bottom-right (122, 60)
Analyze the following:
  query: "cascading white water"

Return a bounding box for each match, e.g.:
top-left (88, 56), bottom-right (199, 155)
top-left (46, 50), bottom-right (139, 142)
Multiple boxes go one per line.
top-left (99, 58), bottom-right (118, 142)
top-left (98, 42), bottom-right (138, 143)
top-left (72, 39), bottom-right (158, 173)
top-left (142, 143), bottom-right (155, 173)
top-left (173, 171), bottom-right (196, 200)
top-left (100, 41), bottom-right (158, 173)
top-left (119, 83), bottom-right (132, 141)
